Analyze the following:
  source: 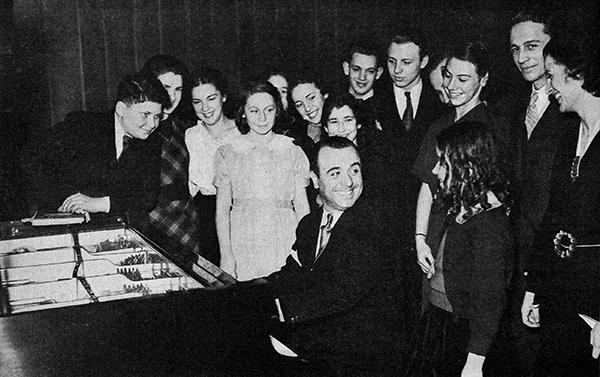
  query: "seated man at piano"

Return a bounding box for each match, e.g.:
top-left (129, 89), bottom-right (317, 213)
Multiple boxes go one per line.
top-left (22, 73), bottom-right (169, 231)
top-left (265, 136), bottom-right (406, 376)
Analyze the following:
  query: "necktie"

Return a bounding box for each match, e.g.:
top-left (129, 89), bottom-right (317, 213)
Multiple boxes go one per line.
top-left (403, 91), bottom-right (413, 131)
top-left (121, 135), bottom-right (133, 158)
top-left (316, 213), bottom-right (334, 260)
top-left (525, 91), bottom-right (539, 139)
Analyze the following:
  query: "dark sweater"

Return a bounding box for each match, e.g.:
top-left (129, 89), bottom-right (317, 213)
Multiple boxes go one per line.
top-left (433, 206), bottom-right (512, 356)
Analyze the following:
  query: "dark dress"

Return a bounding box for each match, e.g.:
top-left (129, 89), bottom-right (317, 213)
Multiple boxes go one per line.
top-left (527, 121), bottom-right (600, 376)
top-left (406, 204), bottom-right (512, 377)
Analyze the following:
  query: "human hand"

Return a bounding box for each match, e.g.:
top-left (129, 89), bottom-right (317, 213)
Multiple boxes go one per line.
top-left (461, 353), bottom-right (484, 377)
top-left (416, 238), bottom-right (435, 278)
top-left (58, 193), bottom-right (109, 214)
top-left (592, 322), bottom-right (600, 359)
top-left (521, 291), bottom-right (540, 328)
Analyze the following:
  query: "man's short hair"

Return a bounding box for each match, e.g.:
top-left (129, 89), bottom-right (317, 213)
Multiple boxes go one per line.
top-left (345, 38), bottom-right (382, 67)
top-left (511, 5), bottom-right (552, 34)
top-left (310, 136), bottom-right (360, 176)
top-left (387, 27), bottom-right (428, 59)
top-left (116, 73), bottom-right (170, 109)
top-left (139, 54), bottom-right (189, 78)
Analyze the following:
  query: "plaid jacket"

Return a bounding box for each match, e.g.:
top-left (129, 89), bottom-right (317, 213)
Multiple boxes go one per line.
top-left (148, 116), bottom-right (201, 259)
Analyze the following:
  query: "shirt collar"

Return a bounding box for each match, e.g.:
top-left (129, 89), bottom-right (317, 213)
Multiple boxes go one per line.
top-left (351, 88), bottom-right (374, 101)
top-left (321, 207), bottom-right (343, 229)
top-left (114, 113), bottom-right (127, 158)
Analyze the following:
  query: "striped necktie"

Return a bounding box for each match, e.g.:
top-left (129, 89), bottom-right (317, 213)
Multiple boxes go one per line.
top-left (316, 213), bottom-right (334, 260)
top-left (403, 91), bottom-right (414, 130)
top-left (525, 91), bottom-right (539, 139)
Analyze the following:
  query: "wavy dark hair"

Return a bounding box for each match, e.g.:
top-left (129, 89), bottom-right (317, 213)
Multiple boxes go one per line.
top-left (544, 17), bottom-right (600, 97)
top-left (320, 94), bottom-right (360, 129)
top-left (236, 80), bottom-right (286, 135)
top-left (435, 121), bottom-right (510, 218)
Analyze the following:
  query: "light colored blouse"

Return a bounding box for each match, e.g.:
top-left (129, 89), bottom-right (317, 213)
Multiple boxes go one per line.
top-left (185, 121), bottom-right (240, 197)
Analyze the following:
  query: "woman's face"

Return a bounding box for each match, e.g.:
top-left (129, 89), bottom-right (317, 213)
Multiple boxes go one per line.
top-left (245, 92), bottom-right (277, 137)
top-left (192, 83), bottom-right (225, 126)
top-left (157, 72), bottom-right (183, 115)
top-left (443, 57), bottom-right (487, 110)
top-left (268, 74), bottom-right (289, 111)
top-left (432, 146), bottom-right (451, 192)
top-left (291, 83), bottom-right (326, 125)
top-left (545, 55), bottom-right (583, 113)
top-left (325, 105), bottom-right (360, 144)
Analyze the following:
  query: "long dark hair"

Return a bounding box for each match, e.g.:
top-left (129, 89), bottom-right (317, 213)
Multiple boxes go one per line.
top-left (435, 121), bottom-right (510, 218)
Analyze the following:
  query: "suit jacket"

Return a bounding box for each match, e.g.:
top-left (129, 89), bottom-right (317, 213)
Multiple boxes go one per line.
top-left (496, 89), bottom-right (578, 273)
top-left (267, 198), bottom-right (405, 372)
top-left (373, 81), bottom-right (448, 240)
top-left (22, 111), bottom-right (161, 228)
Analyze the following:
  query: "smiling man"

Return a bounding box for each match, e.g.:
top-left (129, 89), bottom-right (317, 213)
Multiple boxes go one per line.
top-left (374, 27), bottom-right (446, 330)
top-left (266, 136), bottom-right (405, 375)
top-left (23, 73), bottom-right (169, 230)
top-left (499, 8), bottom-right (579, 376)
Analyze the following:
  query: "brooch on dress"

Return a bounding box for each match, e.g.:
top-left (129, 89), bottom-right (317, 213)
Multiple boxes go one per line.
top-left (570, 156), bottom-right (581, 182)
top-left (553, 230), bottom-right (577, 259)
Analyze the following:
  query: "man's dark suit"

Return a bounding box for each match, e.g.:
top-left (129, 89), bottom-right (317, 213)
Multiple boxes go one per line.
top-left (22, 111), bottom-right (161, 229)
top-left (502, 91), bottom-right (578, 274)
top-left (268, 199), bottom-right (405, 375)
top-left (372, 80), bottom-right (447, 326)
top-left (493, 87), bottom-right (578, 376)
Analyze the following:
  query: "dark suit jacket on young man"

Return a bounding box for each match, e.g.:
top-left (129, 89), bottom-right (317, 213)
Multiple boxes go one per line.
top-left (267, 198), bottom-right (406, 374)
top-left (22, 111), bottom-right (161, 229)
top-left (500, 91), bottom-right (578, 275)
top-left (372, 80), bottom-right (447, 325)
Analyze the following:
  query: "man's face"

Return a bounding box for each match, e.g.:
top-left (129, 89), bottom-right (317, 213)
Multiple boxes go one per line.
top-left (116, 101), bottom-right (162, 139)
top-left (510, 21), bottom-right (550, 88)
top-left (311, 146), bottom-right (363, 212)
top-left (343, 53), bottom-right (383, 98)
top-left (386, 42), bottom-right (428, 90)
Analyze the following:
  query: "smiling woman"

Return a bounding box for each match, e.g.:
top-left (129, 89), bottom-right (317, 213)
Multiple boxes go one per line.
top-left (214, 80), bottom-right (310, 281)
top-left (523, 20), bottom-right (600, 375)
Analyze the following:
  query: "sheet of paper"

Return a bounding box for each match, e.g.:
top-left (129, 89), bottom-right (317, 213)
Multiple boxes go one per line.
top-left (269, 335), bottom-right (298, 357)
top-left (578, 313), bottom-right (599, 328)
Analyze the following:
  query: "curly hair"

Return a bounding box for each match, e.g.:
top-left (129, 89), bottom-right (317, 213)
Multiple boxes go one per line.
top-left (435, 121), bottom-right (510, 218)
top-left (544, 17), bottom-right (600, 97)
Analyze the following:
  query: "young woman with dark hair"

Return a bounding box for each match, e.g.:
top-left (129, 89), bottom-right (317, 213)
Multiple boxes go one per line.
top-left (184, 67), bottom-right (241, 265)
top-left (139, 55), bottom-right (202, 265)
top-left (214, 80), bottom-right (310, 281)
top-left (522, 19), bottom-right (600, 375)
top-left (407, 121), bottom-right (512, 377)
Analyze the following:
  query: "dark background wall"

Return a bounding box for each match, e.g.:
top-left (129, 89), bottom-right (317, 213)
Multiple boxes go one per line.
top-left (1, 0), bottom-right (598, 219)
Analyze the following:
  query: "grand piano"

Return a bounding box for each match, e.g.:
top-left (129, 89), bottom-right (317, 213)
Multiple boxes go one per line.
top-left (0, 217), bottom-right (280, 377)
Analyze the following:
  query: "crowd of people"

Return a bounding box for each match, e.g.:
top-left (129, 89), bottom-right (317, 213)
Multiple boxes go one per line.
top-left (15, 5), bottom-right (600, 377)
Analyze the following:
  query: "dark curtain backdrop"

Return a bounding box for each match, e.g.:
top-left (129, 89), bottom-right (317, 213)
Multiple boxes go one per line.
top-left (11, 0), bottom-right (546, 128)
